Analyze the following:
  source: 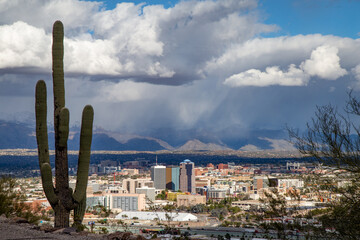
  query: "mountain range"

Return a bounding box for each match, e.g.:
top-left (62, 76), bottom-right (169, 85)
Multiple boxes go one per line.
top-left (0, 120), bottom-right (294, 151)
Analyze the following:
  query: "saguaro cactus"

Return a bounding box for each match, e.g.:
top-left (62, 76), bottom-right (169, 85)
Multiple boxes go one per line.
top-left (35, 20), bottom-right (94, 228)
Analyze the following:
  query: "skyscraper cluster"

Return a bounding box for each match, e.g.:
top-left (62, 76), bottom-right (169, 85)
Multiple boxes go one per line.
top-left (150, 159), bottom-right (195, 194)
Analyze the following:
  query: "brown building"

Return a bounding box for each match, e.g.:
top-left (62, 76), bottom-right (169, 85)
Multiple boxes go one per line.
top-left (177, 194), bottom-right (206, 207)
top-left (217, 163), bottom-right (228, 170)
top-left (179, 159), bottom-right (195, 194)
top-left (206, 163), bottom-right (214, 169)
top-left (195, 168), bottom-right (208, 176)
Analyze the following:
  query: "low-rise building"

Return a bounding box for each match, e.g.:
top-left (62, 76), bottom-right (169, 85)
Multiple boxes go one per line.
top-left (207, 187), bottom-right (227, 200)
top-left (177, 194), bottom-right (206, 207)
top-left (278, 178), bottom-right (304, 189)
top-left (136, 186), bottom-right (156, 202)
top-left (87, 193), bottom-right (146, 212)
top-left (122, 178), bottom-right (153, 194)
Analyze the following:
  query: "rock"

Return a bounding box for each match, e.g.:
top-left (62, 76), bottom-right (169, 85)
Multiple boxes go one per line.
top-left (53, 227), bottom-right (77, 234)
top-left (107, 231), bottom-right (132, 240)
top-left (131, 235), bottom-right (147, 240)
top-left (0, 215), bottom-right (10, 223)
top-left (12, 217), bottom-right (29, 224)
top-left (31, 225), bottom-right (41, 231)
top-left (107, 232), bottom-right (147, 240)
top-left (39, 224), bottom-right (55, 233)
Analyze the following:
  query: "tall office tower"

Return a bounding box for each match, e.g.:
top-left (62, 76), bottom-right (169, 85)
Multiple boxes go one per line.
top-left (150, 165), bottom-right (166, 190)
top-left (166, 166), bottom-right (180, 191)
top-left (179, 159), bottom-right (195, 193)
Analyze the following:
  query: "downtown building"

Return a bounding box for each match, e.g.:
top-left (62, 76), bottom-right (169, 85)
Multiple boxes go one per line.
top-left (150, 165), bottom-right (166, 190)
top-left (166, 166), bottom-right (180, 191)
top-left (86, 192), bottom-right (146, 212)
top-left (179, 159), bottom-right (195, 194)
top-left (122, 178), bottom-right (154, 193)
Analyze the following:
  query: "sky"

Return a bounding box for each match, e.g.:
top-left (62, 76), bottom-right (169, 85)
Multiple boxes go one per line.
top-left (0, 0), bottom-right (360, 144)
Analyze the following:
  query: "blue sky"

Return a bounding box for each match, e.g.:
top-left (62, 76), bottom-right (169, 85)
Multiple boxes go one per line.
top-left (89, 0), bottom-right (360, 38)
top-left (96, 0), bottom-right (179, 9)
top-left (259, 0), bottom-right (360, 38)
top-left (0, 0), bottom-right (360, 150)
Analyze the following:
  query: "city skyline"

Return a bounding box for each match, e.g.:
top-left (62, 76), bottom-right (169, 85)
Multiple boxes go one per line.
top-left (0, 0), bottom-right (359, 148)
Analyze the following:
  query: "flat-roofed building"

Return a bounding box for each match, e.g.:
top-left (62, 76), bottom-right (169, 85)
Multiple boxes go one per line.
top-left (207, 187), bottom-right (227, 200)
top-left (136, 186), bottom-right (156, 202)
top-left (177, 194), bottom-right (206, 207)
top-left (278, 178), bottom-right (304, 189)
top-left (122, 178), bottom-right (154, 194)
top-left (151, 165), bottom-right (166, 190)
top-left (166, 166), bottom-right (180, 191)
top-left (87, 193), bottom-right (146, 212)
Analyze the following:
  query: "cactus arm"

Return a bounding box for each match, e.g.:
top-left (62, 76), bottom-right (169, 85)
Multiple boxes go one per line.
top-left (73, 105), bottom-right (94, 202)
top-left (40, 163), bottom-right (58, 205)
top-left (59, 107), bottom-right (69, 148)
top-left (73, 194), bottom-right (87, 230)
top-left (52, 20), bottom-right (65, 126)
top-left (35, 80), bottom-right (58, 206)
top-left (35, 80), bottom-right (50, 166)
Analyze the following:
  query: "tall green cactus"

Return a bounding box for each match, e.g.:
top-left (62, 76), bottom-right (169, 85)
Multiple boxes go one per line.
top-left (35, 20), bottom-right (94, 229)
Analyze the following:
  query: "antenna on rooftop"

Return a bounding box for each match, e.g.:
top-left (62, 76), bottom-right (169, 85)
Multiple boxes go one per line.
top-left (156, 155), bottom-right (158, 166)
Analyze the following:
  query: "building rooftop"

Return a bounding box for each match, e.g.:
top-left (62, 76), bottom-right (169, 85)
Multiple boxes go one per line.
top-left (182, 159), bottom-right (193, 163)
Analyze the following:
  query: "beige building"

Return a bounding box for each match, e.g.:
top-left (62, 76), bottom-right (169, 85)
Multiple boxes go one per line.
top-left (177, 194), bottom-right (206, 207)
top-left (122, 178), bottom-right (154, 193)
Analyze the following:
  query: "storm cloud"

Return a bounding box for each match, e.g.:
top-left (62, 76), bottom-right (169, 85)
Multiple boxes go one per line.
top-left (0, 0), bottom-right (359, 144)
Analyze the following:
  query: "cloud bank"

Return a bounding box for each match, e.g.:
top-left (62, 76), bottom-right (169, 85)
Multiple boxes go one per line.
top-left (224, 45), bottom-right (348, 87)
top-left (0, 0), bottom-right (360, 138)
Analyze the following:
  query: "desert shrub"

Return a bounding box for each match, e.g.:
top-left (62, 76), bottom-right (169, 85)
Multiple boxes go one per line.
top-left (0, 176), bottom-right (44, 224)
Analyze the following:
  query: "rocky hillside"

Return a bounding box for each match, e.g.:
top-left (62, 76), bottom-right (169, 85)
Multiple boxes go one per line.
top-left (177, 139), bottom-right (231, 151)
top-left (0, 216), bottom-right (145, 240)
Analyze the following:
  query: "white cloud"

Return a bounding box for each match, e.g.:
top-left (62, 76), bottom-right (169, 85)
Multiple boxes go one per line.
top-left (224, 64), bottom-right (309, 87)
top-left (97, 80), bottom-right (158, 102)
top-left (301, 45), bottom-right (347, 80)
top-left (352, 64), bottom-right (360, 81)
top-left (0, 0), bottom-right (277, 82)
top-left (224, 44), bottom-right (349, 87)
top-left (0, 0), bottom-right (101, 33)
top-left (0, 22), bottom-right (51, 69)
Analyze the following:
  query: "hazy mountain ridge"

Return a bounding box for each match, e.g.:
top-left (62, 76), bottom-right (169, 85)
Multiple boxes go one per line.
top-left (0, 120), bottom-right (294, 151)
top-left (95, 130), bottom-right (175, 150)
top-left (177, 139), bottom-right (232, 151)
top-left (0, 120), bottom-right (37, 149)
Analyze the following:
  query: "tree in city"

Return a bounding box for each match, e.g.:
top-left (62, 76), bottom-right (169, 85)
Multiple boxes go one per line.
top-left (288, 92), bottom-right (360, 239)
top-left (257, 188), bottom-right (304, 240)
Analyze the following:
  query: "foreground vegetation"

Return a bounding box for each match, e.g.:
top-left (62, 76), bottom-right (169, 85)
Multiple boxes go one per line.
top-left (0, 176), bottom-right (50, 224)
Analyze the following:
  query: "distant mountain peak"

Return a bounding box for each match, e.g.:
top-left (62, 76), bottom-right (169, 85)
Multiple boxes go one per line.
top-left (177, 139), bottom-right (232, 151)
top-left (94, 129), bottom-right (174, 150)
